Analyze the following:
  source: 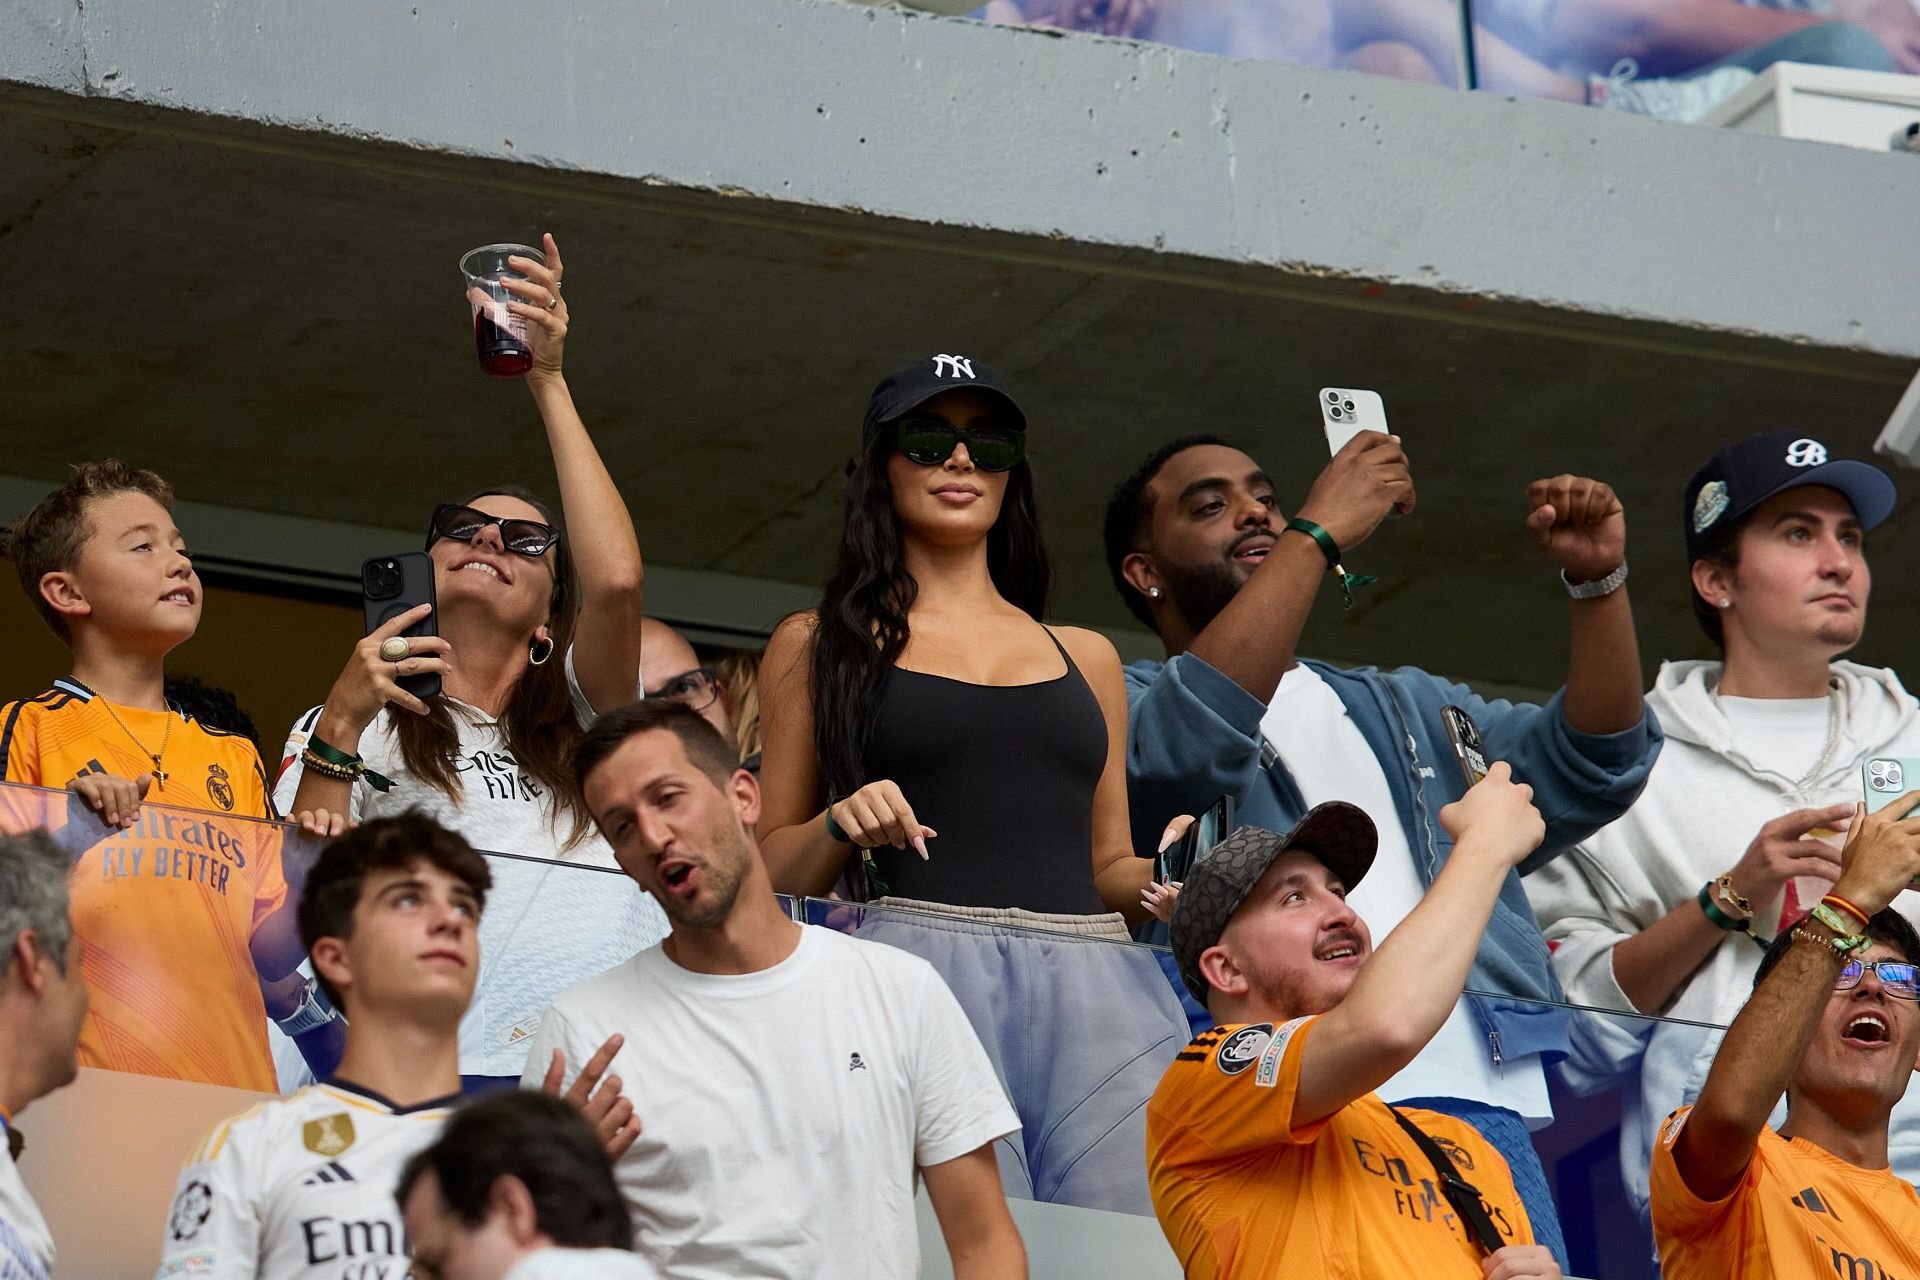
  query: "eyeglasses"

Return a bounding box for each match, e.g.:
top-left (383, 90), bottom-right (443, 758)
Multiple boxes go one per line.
top-left (1837, 960), bottom-right (1920, 998)
top-left (643, 666), bottom-right (721, 713)
top-left (893, 416), bottom-right (1025, 473)
top-left (426, 504), bottom-right (561, 557)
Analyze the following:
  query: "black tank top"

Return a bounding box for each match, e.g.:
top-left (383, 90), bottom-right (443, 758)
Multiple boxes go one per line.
top-left (860, 628), bottom-right (1107, 914)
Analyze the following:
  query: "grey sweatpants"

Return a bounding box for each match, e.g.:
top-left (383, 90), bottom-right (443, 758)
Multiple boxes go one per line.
top-left (846, 898), bottom-right (1191, 1216)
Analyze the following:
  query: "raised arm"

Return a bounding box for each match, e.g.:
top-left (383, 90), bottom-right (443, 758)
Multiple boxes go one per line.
top-left (1672, 793), bottom-right (1920, 1201)
top-left (1292, 763), bottom-right (1546, 1127)
top-left (1525, 475), bottom-right (1642, 736)
top-left (1180, 431), bottom-right (1411, 704)
top-left (502, 234), bottom-right (644, 715)
top-left (1060, 627), bottom-right (1151, 923)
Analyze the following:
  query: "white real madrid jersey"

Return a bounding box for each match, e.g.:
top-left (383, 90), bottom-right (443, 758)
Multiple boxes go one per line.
top-left (0, 1137), bottom-right (54, 1280)
top-left (154, 1081), bottom-right (455, 1280)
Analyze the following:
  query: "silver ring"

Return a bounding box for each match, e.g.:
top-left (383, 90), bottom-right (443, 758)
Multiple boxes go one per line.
top-left (546, 294), bottom-right (559, 311)
top-left (379, 637), bottom-right (411, 662)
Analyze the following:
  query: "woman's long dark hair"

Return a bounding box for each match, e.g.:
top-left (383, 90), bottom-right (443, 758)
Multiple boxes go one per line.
top-left (391, 485), bottom-right (589, 848)
top-left (809, 431), bottom-right (1052, 809)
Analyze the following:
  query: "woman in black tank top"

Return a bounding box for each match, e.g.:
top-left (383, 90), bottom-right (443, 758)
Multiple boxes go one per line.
top-left (757, 356), bottom-right (1151, 924)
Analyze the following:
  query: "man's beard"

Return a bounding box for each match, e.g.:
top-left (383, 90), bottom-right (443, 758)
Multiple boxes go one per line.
top-left (661, 822), bottom-right (754, 930)
top-left (1162, 557), bottom-right (1245, 636)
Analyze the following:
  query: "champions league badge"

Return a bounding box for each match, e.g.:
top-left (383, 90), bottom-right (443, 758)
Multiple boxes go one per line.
top-left (1692, 479), bottom-right (1730, 534)
top-left (304, 1113), bottom-right (356, 1157)
top-left (168, 1179), bottom-right (214, 1242)
top-left (1215, 1024), bottom-right (1274, 1076)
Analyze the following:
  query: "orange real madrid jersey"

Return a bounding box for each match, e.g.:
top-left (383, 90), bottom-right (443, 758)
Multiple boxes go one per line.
top-left (0, 678), bottom-right (286, 1090)
top-left (1146, 1017), bottom-right (1534, 1280)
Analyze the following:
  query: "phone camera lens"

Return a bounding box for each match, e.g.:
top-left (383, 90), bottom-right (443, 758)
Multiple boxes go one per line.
top-left (1326, 391), bottom-right (1340, 403)
top-left (1343, 399), bottom-right (1355, 412)
top-left (1329, 407), bottom-right (1343, 419)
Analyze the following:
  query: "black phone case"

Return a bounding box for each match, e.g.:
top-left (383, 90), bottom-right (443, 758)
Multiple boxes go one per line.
top-left (1158, 794), bottom-right (1235, 884)
top-left (361, 552), bottom-right (441, 701)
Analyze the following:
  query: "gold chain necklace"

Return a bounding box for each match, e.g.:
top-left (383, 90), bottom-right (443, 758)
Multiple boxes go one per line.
top-left (96, 697), bottom-right (173, 791)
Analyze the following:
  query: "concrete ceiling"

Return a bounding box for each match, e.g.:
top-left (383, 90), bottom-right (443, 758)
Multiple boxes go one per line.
top-left (4, 86), bottom-right (1916, 694)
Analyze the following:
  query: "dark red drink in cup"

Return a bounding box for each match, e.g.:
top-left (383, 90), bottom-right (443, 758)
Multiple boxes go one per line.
top-left (459, 243), bottom-right (544, 377)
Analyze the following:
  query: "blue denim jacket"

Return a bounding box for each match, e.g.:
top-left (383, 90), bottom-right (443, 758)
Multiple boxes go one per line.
top-left (1124, 653), bottom-right (1662, 1067)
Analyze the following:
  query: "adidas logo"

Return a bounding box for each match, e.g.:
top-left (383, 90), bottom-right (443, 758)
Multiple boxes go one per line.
top-left (1791, 1186), bottom-right (1837, 1218)
top-left (302, 1161), bottom-right (356, 1186)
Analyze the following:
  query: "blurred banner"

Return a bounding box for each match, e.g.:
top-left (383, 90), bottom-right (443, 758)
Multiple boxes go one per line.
top-left (961, 0), bottom-right (1918, 122)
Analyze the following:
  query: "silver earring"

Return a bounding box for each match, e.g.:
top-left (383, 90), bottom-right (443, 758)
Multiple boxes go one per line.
top-left (1718, 599), bottom-right (1731, 609)
top-left (1148, 587), bottom-right (1163, 600)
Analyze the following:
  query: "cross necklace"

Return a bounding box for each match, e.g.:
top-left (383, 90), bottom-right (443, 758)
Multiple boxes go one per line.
top-left (97, 698), bottom-right (172, 791)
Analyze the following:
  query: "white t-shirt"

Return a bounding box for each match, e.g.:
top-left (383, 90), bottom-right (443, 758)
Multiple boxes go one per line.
top-left (276, 652), bottom-right (669, 1076)
top-left (1262, 664), bottom-right (1553, 1124)
top-left (154, 1081), bottom-right (455, 1280)
top-left (519, 925), bottom-right (1020, 1280)
top-left (1717, 694), bottom-right (1833, 783)
top-left (505, 1248), bottom-right (663, 1280)
top-left (0, 1135), bottom-right (53, 1280)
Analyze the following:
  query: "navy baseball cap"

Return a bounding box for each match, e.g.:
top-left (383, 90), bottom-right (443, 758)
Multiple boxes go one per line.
top-left (861, 354), bottom-right (1027, 444)
top-left (1684, 429), bottom-right (1897, 562)
top-left (1169, 803), bottom-right (1378, 1007)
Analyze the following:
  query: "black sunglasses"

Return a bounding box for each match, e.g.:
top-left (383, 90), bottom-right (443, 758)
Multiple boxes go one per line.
top-left (426, 504), bottom-right (561, 557)
top-left (893, 416), bottom-right (1025, 473)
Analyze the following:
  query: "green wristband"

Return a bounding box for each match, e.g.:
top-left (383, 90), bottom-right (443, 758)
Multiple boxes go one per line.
top-left (1697, 883), bottom-right (1741, 931)
top-left (1810, 903), bottom-right (1872, 954)
top-left (823, 803), bottom-right (852, 845)
top-left (1284, 518), bottom-right (1377, 610)
top-left (306, 733), bottom-right (394, 793)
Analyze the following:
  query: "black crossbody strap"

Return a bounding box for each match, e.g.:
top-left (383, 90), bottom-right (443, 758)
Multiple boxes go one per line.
top-left (1386, 1105), bottom-right (1506, 1257)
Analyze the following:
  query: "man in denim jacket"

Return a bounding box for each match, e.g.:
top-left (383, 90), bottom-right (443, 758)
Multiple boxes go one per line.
top-left (1106, 431), bottom-right (1661, 1266)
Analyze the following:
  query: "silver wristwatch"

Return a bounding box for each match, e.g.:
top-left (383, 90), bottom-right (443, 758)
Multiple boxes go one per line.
top-left (1561, 561), bottom-right (1628, 600)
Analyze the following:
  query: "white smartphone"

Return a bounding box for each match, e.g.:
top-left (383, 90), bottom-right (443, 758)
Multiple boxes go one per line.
top-left (1320, 388), bottom-right (1389, 454)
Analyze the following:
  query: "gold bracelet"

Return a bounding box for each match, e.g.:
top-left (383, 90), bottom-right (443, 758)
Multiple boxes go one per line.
top-left (1714, 873), bottom-right (1754, 921)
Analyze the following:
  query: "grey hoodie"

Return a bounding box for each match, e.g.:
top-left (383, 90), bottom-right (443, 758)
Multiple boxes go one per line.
top-left (1526, 658), bottom-right (1920, 1227)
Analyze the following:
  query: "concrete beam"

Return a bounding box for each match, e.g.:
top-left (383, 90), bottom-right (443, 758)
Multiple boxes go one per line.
top-left (6, 0), bottom-right (1920, 356)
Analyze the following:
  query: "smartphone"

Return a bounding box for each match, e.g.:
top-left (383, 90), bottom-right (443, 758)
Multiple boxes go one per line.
top-left (1320, 387), bottom-right (1390, 454)
top-left (1864, 757), bottom-right (1920, 815)
top-left (1442, 705), bottom-right (1490, 788)
top-left (361, 552), bottom-right (441, 701)
top-left (1150, 794), bottom-right (1235, 886)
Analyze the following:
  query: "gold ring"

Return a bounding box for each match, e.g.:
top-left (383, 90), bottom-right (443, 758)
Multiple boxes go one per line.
top-left (379, 637), bottom-right (411, 662)
top-left (546, 295), bottom-right (559, 311)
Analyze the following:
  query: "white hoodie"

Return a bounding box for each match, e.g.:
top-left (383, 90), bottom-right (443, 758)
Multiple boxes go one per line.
top-left (1525, 658), bottom-right (1920, 1225)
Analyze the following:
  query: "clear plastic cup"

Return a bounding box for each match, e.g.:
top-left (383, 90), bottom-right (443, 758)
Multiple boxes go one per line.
top-left (459, 243), bottom-right (546, 377)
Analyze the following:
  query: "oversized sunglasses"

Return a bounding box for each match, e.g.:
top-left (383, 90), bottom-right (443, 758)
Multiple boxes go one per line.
top-left (893, 416), bottom-right (1025, 473)
top-left (426, 504), bottom-right (561, 557)
top-left (643, 666), bottom-right (721, 713)
top-left (1837, 960), bottom-right (1920, 998)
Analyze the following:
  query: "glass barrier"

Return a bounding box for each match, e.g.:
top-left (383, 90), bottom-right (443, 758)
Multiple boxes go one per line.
top-left (953, 0), bottom-right (1918, 124)
top-left (7, 778), bottom-right (1903, 1276)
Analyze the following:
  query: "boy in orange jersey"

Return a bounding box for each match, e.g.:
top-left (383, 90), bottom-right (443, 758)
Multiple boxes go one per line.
top-left (1651, 790), bottom-right (1920, 1279)
top-left (1146, 765), bottom-right (1562, 1280)
top-left (1, 460), bottom-right (317, 1090)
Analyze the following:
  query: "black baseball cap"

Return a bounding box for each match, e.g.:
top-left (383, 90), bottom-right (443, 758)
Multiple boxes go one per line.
top-left (1169, 803), bottom-right (1378, 1007)
top-left (1684, 429), bottom-right (1897, 562)
top-left (862, 354), bottom-right (1027, 444)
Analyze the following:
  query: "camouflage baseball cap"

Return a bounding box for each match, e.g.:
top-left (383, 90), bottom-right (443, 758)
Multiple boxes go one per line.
top-left (1170, 802), bottom-right (1378, 1007)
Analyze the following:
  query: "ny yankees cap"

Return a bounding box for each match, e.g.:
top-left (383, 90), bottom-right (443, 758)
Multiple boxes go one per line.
top-left (1684, 429), bottom-right (1897, 562)
top-left (1170, 803), bottom-right (1378, 1008)
top-left (862, 354), bottom-right (1027, 444)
